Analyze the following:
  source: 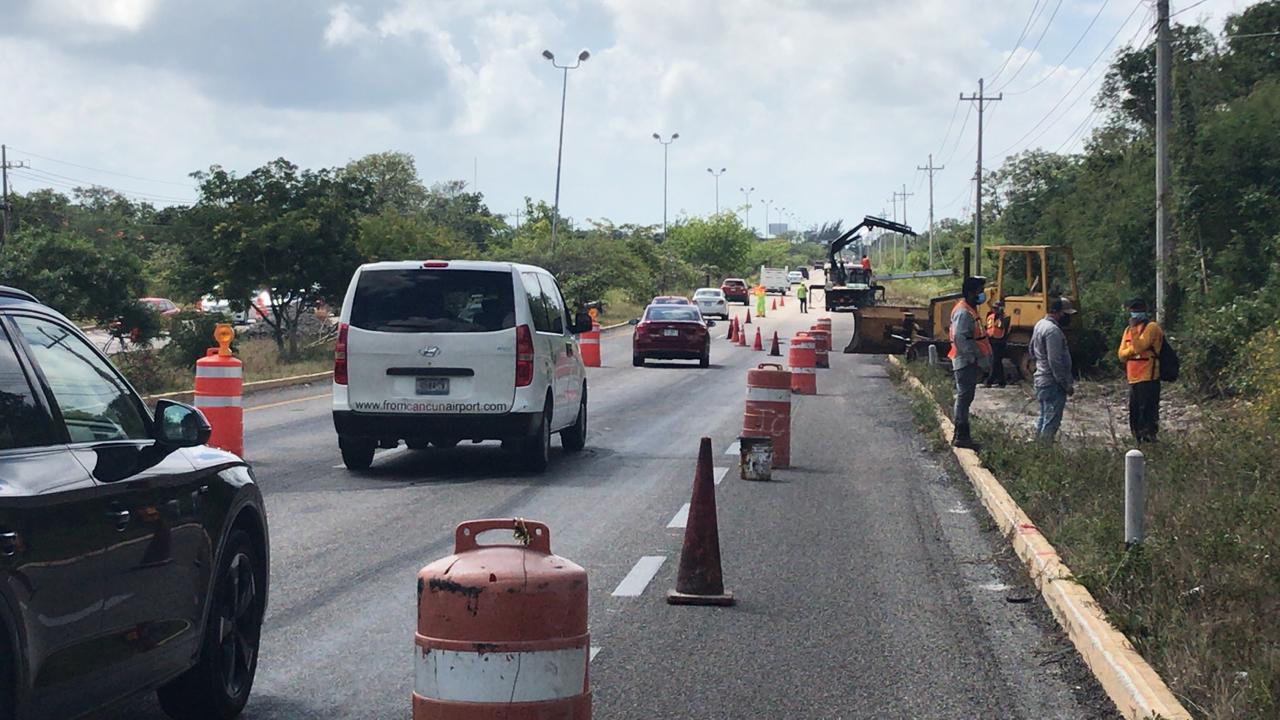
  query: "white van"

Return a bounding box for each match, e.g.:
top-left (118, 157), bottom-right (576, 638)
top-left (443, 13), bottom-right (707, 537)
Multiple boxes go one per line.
top-left (331, 260), bottom-right (593, 472)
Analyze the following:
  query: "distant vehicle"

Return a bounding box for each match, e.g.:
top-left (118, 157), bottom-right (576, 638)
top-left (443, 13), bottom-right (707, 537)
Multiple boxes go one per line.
top-left (720, 278), bottom-right (749, 304)
top-left (332, 260), bottom-right (593, 473)
top-left (759, 266), bottom-right (790, 295)
top-left (650, 295), bottom-right (691, 305)
top-left (787, 270), bottom-right (805, 284)
top-left (692, 288), bottom-right (729, 319)
top-left (139, 296), bottom-right (181, 317)
top-left (197, 295), bottom-right (251, 324)
top-left (0, 285), bottom-right (270, 720)
top-left (631, 304), bottom-right (711, 368)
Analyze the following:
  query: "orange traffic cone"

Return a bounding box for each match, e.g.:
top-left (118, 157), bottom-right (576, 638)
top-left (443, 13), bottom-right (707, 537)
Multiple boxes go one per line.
top-left (752, 328), bottom-right (763, 351)
top-left (668, 437), bottom-right (734, 606)
top-left (727, 317), bottom-right (737, 341)
top-left (736, 324), bottom-right (747, 346)
top-left (771, 297), bottom-right (777, 311)
top-left (780, 294), bottom-right (785, 308)
top-left (769, 331), bottom-right (781, 357)
top-left (744, 311), bottom-right (751, 326)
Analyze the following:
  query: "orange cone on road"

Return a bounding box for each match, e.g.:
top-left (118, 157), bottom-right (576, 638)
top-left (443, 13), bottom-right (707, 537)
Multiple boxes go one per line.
top-left (769, 331), bottom-right (781, 357)
top-left (727, 316), bottom-right (737, 341)
top-left (668, 437), bottom-right (734, 606)
top-left (771, 297), bottom-right (777, 311)
top-left (744, 311), bottom-right (751, 326)
top-left (736, 323), bottom-right (747, 346)
top-left (752, 328), bottom-right (763, 351)
top-left (780, 294), bottom-right (785, 308)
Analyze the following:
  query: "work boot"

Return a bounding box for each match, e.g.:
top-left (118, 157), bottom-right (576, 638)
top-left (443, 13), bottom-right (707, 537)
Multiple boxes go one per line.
top-left (951, 423), bottom-right (981, 450)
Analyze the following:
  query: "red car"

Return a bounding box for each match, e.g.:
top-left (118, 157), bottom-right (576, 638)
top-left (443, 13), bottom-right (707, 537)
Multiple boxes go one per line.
top-left (139, 297), bottom-right (181, 317)
top-left (632, 304), bottom-right (711, 368)
top-left (651, 295), bottom-right (691, 305)
top-left (720, 278), bottom-right (749, 304)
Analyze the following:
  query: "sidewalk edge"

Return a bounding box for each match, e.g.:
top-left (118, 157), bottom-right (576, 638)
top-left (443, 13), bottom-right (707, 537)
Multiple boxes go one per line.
top-left (142, 370), bottom-right (333, 404)
top-left (888, 355), bottom-right (1190, 720)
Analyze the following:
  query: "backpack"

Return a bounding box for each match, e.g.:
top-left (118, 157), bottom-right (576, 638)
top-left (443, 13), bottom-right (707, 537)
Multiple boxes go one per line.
top-left (1157, 335), bottom-right (1179, 382)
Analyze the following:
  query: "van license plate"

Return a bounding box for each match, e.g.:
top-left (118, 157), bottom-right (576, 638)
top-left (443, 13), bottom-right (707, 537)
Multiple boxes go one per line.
top-left (415, 377), bottom-right (449, 395)
top-left (663, 329), bottom-right (679, 337)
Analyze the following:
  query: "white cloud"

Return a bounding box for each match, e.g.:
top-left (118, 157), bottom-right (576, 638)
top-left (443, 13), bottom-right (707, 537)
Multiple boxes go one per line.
top-left (323, 3), bottom-right (373, 47)
top-left (30, 0), bottom-right (160, 33)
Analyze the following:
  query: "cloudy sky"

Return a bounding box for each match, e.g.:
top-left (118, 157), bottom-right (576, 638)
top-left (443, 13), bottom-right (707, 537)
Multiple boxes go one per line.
top-left (0, 0), bottom-right (1262, 234)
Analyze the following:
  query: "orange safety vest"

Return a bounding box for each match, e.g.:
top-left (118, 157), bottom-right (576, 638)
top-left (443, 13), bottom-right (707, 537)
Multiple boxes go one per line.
top-left (948, 300), bottom-right (992, 360)
top-left (1119, 322), bottom-right (1163, 383)
top-left (860, 257), bottom-right (871, 270)
top-left (985, 311), bottom-right (1009, 340)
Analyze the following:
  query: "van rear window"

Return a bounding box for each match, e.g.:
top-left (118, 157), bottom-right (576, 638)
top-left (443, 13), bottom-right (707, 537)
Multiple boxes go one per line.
top-left (350, 269), bottom-right (515, 333)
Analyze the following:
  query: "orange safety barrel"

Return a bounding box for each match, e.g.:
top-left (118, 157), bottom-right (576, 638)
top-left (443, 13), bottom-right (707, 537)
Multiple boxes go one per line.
top-left (788, 332), bottom-right (817, 395)
top-left (194, 324), bottom-right (243, 457)
top-left (415, 519), bottom-right (590, 719)
top-left (809, 327), bottom-right (831, 369)
top-left (580, 321), bottom-right (601, 368)
top-left (742, 363), bottom-right (792, 469)
top-left (816, 317), bottom-right (832, 335)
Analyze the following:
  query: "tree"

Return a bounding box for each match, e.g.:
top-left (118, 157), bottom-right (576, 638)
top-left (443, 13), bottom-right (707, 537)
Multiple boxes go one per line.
top-left (665, 214), bottom-right (754, 276)
top-left (341, 151), bottom-right (428, 214)
top-left (0, 227), bottom-right (144, 325)
top-left (423, 181), bottom-right (505, 252)
top-left (356, 208), bottom-right (470, 262)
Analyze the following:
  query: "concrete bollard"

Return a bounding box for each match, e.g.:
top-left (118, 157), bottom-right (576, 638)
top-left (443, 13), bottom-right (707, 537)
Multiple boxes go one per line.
top-left (927, 343), bottom-right (939, 367)
top-left (1125, 449), bottom-right (1145, 546)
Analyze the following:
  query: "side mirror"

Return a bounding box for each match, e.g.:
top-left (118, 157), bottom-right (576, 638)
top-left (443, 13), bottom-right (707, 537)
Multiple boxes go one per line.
top-left (706, 319), bottom-right (717, 328)
top-left (571, 311), bottom-right (594, 335)
top-left (628, 318), bottom-right (640, 325)
top-left (155, 399), bottom-right (212, 447)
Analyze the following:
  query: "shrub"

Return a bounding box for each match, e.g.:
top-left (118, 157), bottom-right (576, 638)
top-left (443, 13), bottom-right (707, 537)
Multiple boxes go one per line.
top-left (162, 311), bottom-right (236, 369)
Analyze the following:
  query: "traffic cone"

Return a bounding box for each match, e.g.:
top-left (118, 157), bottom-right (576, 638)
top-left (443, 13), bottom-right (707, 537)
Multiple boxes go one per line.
top-left (727, 317), bottom-right (737, 341)
top-left (736, 325), bottom-right (747, 346)
top-left (668, 437), bottom-right (734, 606)
top-left (752, 328), bottom-right (763, 351)
top-left (744, 311), bottom-right (751, 326)
top-left (771, 297), bottom-right (777, 311)
top-left (780, 294), bottom-right (785, 308)
top-left (769, 331), bottom-right (781, 357)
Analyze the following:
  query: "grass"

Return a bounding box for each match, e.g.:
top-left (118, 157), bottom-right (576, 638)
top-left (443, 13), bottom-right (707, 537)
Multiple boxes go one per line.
top-left (880, 276), bottom-right (956, 305)
top-left (896, 359), bottom-right (1280, 719)
top-left (114, 337), bottom-right (332, 397)
top-left (600, 288), bottom-right (647, 325)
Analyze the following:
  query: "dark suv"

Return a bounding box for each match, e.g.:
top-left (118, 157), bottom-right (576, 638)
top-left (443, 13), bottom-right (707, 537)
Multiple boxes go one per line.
top-left (0, 286), bottom-right (269, 720)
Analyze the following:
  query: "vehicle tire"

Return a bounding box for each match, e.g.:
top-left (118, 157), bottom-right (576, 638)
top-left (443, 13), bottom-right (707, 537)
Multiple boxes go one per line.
top-left (339, 436), bottom-right (375, 470)
top-left (0, 628), bottom-right (14, 720)
top-left (560, 386), bottom-right (587, 453)
top-left (157, 530), bottom-right (264, 720)
top-left (699, 343), bottom-right (710, 369)
top-left (632, 354), bottom-right (644, 367)
top-left (520, 402), bottom-right (552, 473)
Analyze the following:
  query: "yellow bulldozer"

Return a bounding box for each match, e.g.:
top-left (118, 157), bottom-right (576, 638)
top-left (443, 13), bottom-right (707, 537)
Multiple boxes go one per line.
top-left (845, 244), bottom-right (1080, 378)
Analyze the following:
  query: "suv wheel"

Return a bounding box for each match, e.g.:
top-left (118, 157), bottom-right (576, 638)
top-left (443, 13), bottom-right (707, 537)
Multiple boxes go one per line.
top-left (521, 402), bottom-right (552, 473)
top-left (632, 354), bottom-right (644, 367)
top-left (699, 343), bottom-right (710, 369)
top-left (157, 530), bottom-right (264, 720)
top-left (561, 387), bottom-right (587, 453)
top-left (339, 436), bottom-right (375, 470)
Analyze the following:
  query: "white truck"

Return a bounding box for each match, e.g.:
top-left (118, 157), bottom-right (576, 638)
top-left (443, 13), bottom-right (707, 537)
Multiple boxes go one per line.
top-left (759, 265), bottom-right (791, 295)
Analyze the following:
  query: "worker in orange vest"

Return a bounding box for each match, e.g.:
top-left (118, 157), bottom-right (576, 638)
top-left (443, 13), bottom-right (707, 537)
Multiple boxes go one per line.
top-left (1117, 297), bottom-right (1165, 442)
top-left (860, 254), bottom-right (871, 272)
top-left (983, 300), bottom-right (1011, 388)
top-left (948, 277), bottom-right (992, 449)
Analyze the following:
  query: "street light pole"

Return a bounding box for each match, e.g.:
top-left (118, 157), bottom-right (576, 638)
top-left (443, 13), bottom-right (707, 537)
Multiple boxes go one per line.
top-left (706, 167), bottom-right (726, 214)
top-left (762, 199), bottom-right (774, 238)
top-left (542, 48), bottom-right (590, 255)
top-left (740, 186), bottom-right (755, 234)
top-left (653, 133), bottom-right (679, 241)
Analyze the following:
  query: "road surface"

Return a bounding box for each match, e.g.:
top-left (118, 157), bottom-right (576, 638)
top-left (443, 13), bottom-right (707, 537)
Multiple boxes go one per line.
top-left (96, 299), bottom-right (1115, 719)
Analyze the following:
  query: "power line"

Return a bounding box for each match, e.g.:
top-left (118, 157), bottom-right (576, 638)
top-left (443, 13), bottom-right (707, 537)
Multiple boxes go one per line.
top-left (1054, 24), bottom-right (1158, 155)
top-left (6, 146), bottom-right (195, 188)
top-left (934, 99), bottom-right (963, 156)
top-left (940, 103), bottom-right (973, 166)
top-left (1171, 0), bottom-right (1211, 18)
top-left (994, 0), bottom-right (1065, 91)
top-left (1005, 0), bottom-right (1113, 96)
top-left (10, 168), bottom-right (196, 205)
top-left (990, 0), bottom-right (1045, 84)
top-left (14, 165), bottom-right (196, 203)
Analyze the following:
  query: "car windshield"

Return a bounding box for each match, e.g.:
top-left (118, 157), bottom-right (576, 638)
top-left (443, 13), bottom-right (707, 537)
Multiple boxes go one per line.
top-left (694, 289), bottom-right (722, 298)
top-left (350, 269), bottom-right (515, 333)
top-left (723, 280), bottom-right (745, 287)
top-left (645, 306), bottom-right (701, 322)
top-left (653, 296), bottom-right (689, 305)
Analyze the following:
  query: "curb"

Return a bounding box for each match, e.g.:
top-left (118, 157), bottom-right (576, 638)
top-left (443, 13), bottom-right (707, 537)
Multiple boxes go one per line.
top-left (143, 370), bottom-right (333, 404)
top-left (600, 321), bottom-right (630, 333)
top-left (887, 355), bottom-right (1191, 720)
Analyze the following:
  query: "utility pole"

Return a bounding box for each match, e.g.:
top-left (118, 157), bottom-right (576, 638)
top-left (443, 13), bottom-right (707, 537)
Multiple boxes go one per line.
top-left (542, 49), bottom-right (590, 255)
top-left (1, 145), bottom-right (29, 246)
top-left (895, 184), bottom-right (915, 266)
top-left (707, 167), bottom-right (726, 213)
top-left (740, 187), bottom-right (755, 234)
top-left (1155, 0), bottom-right (1172, 324)
top-left (917, 154), bottom-right (944, 268)
top-left (653, 133), bottom-right (679, 241)
top-left (961, 78), bottom-right (1002, 276)
top-left (762, 199), bottom-right (774, 238)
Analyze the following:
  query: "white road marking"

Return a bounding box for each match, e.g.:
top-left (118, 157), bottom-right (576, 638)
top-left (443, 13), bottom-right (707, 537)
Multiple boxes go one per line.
top-left (725, 440), bottom-right (740, 456)
top-left (713, 466), bottom-right (729, 485)
top-left (947, 502), bottom-right (971, 514)
top-left (979, 581), bottom-right (1012, 592)
top-left (611, 556), bottom-right (666, 597)
top-left (332, 445), bottom-right (407, 469)
top-left (667, 503), bottom-right (690, 529)
top-left (590, 647), bottom-right (601, 662)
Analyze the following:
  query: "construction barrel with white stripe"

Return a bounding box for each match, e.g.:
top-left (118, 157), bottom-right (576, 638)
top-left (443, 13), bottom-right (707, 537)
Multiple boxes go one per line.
top-left (809, 326), bottom-right (831, 369)
top-left (580, 321), bottom-right (601, 367)
top-left (194, 346), bottom-right (243, 457)
top-left (788, 332), bottom-right (817, 395)
top-left (742, 363), bottom-right (792, 469)
top-left (415, 518), bottom-right (591, 719)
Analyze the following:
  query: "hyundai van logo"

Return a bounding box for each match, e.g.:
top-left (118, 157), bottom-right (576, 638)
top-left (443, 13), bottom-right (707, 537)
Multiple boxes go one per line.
top-left (419, 346), bottom-right (441, 358)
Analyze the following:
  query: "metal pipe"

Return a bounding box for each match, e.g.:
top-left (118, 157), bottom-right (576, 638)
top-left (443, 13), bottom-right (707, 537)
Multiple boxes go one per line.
top-left (1125, 449), bottom-right (1145, 545)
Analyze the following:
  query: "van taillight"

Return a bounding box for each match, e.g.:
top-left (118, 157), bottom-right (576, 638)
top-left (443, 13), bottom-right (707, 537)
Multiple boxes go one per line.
top-left (515, 324), bottom-right (534, 387)
top-left (334, 322), bottom-right (349, 385)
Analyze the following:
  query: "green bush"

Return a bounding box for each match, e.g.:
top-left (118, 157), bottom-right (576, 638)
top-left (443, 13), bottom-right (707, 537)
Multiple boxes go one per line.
top-left (162, 311), bottom-right (236, 369)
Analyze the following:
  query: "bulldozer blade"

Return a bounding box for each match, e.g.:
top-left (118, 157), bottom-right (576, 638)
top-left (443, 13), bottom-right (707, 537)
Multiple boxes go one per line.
top-left (845, 305), bottom-right (928, 355)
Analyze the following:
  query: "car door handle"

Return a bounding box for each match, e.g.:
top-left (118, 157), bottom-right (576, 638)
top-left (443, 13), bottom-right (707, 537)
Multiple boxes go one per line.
top-left (0, 532), bottom-right (18, 556)
top-left (106, 509), bottom-right (131, 531)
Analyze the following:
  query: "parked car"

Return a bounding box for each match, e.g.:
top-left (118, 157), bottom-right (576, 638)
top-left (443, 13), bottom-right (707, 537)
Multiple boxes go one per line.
top-left (692, 288), bottom-right (729, 319)
top-left (787, 270), bottom-right (805, 284)
top-left (139, 297), bottom-right (181, 317)
top-left (196, 296), bottom-right (252, 325)
top-left (720, 278), bottom-right (750, 304)
top-left (0, 285), bottom-right (270, 720)
top-left (332, 260), bottom-right (593, 473)
top-left (650, 295), bottom-right (691, 305)
top-left (631, 304), bottom-right (712, 368)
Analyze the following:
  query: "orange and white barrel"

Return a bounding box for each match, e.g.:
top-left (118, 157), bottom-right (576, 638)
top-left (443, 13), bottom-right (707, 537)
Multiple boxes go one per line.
top-left (816, 317), bottom-right (832, 335)
top-left (194, 348), bottom-right (243, 457)
top-left (788, 333), bottom-right (817, 395)
top-left (580, 321), bottom-right (601, 368)
top-left (415, 519), bottom-right (590, 719)
top-left (742, 363), bottom-right (792, 469)
top-left (809, 327), bottom-right (831, 369)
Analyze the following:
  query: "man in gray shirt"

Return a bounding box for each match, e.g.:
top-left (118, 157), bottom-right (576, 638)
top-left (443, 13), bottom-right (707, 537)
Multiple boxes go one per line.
top-left (949, 277), bottom-right (992, 449)
top-left (1029, 298), bottom-right (1077, 442)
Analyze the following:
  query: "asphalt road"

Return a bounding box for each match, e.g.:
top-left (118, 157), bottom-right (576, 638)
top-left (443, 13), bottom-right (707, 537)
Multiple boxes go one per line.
top-left (96, 297), bottom-right (1115, 719)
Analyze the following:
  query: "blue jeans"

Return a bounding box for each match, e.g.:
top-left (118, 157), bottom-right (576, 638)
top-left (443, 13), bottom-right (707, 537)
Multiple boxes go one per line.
top-left (1035, 384), bottom-right (1068, 442)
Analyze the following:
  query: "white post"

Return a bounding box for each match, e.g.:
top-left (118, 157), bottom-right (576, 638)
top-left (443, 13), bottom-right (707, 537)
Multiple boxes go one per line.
top-left (927, 343), bottom-right (939, 368)
top-left (1125, 449), bottom-right (1145, 545)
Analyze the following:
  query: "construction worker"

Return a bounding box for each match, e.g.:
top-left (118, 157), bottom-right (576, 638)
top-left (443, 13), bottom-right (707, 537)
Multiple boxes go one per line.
top-left (1029, 298), bottom-right (1076, 443)
top-left (755, 284), bottom-right (767, 317)
top-left (796, 281), bottom-right (808, 313)
top-left (861, 253), bottom-right (871, 272)
top-left (1118, 297), bottom-right (1164, 442)
top-left (948, 277), bottom-right (992, 449)
top-left (983, 300), bottom-right (1011, 388)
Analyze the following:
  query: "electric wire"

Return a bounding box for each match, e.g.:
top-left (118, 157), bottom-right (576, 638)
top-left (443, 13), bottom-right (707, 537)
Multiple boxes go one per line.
top-left (990, 0), bottom-right (1046, 84)
top-left (6, 146), bottom-right (195, 188)
top-left (994, 0), bottom-right (1064, 91)
top-left (1005, 0), bottom-right (1113, 96)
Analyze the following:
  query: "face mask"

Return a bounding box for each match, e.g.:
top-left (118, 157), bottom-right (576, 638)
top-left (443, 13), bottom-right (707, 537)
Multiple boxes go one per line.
top-left (1130, 312), bottom-right (1149, 322)
top-left (976, 292), bottom-right (987, 304)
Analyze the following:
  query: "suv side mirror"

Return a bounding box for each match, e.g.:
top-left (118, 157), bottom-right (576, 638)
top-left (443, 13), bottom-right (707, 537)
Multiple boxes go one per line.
top-left (155, 399), bottom-right (212, 447)
top-left (571, 311), bottom-right (594, 335)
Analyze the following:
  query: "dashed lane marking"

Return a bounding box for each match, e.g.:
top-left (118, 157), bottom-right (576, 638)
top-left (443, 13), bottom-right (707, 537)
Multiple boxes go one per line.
top-left (713, 466), bottom-right (729, 485)
top-left (590, 647), bottom-right (601, 662)
top-left (725, 440), bottom-right (740, 456)
top-left (611, 556), bottom-right (666, 597)
top-left (667, 503), bottom-right (690, 529)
